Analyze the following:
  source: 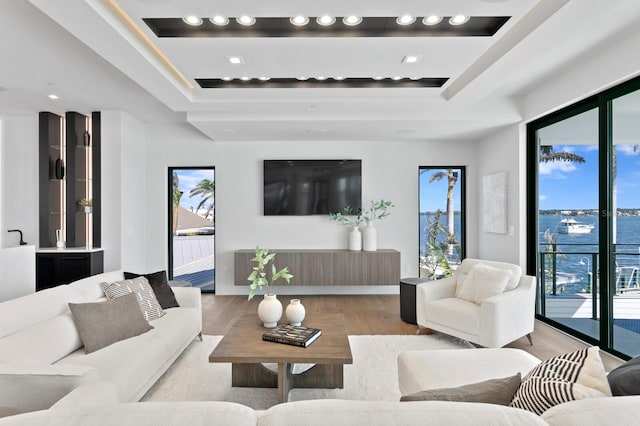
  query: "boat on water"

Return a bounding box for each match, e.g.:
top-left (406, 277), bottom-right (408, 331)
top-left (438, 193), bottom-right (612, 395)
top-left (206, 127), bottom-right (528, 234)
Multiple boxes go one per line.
top-left (558, 217), bottom-right (595, 234)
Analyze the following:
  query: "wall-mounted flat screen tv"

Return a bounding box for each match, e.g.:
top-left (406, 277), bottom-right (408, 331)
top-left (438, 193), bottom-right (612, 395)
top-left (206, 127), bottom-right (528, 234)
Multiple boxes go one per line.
top-left (264, 160), bottom-right (362, 215)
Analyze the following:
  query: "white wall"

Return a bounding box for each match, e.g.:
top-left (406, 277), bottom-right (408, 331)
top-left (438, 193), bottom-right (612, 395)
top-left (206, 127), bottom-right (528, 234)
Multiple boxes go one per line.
top-left (0, 116), bottom-right (38, 248)
top-left (476, 124), bottom-right (527, 266)
top-left (139, 123), bottom-right (480, 295)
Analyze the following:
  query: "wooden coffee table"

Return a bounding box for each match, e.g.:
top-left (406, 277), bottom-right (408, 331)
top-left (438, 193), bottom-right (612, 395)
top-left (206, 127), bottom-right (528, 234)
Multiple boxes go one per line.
top-left (209, 313), bottom-right (352, 402)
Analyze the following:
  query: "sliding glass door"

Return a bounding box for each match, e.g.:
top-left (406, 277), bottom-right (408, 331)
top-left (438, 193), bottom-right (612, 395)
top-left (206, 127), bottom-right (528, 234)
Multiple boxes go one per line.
top-left (528, 76), bottom-right (640, 358)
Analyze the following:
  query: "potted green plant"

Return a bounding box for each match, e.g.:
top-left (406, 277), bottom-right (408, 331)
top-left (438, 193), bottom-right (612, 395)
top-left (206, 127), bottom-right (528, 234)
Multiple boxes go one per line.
top-left (78, 198), bottom-right (92, 213)
top-left (247, 246), bottom-right (293, 327)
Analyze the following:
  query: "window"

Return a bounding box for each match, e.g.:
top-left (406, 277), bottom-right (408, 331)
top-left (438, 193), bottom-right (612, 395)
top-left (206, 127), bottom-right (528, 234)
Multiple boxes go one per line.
top-left (418, 167), bottom-right (466, 279)
top-left (168, 167), bottom-right (215, 292)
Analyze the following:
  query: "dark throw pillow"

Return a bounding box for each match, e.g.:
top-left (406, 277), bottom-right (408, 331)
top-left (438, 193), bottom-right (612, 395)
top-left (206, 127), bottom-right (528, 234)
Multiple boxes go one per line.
top-left (69, 292), bottom-right (153, 353)
top-left (400, 374), bottom-right (521, 406)
top-left (124, 270), bottom-right (179, 309)
top-left (607, 355), bottom-right (640, 396)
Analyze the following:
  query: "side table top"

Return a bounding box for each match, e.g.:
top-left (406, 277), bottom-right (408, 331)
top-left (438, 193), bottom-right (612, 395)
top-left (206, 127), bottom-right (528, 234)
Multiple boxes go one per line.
top-left (209, 313), bottom-right (352, 365)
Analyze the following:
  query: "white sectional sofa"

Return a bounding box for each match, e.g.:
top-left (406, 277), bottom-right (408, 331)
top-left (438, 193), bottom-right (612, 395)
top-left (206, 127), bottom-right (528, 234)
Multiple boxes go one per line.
top-left (0, 270), bottom-right (202, 413)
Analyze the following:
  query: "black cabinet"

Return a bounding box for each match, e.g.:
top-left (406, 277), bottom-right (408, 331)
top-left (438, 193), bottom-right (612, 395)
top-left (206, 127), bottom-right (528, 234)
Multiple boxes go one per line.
top-left (36, 250), bottom-right (104, 291)
top-left (400, 277), bottom-right (430, 324)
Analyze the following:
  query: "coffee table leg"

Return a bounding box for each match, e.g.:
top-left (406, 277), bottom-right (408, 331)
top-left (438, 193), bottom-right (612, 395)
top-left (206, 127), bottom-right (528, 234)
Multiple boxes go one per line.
top-left (278, 362), bottom-right (293, 402)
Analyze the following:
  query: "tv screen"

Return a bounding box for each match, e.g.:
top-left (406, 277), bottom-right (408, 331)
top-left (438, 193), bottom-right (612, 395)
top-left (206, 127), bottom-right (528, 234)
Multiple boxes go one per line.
top-left (264, 160), bottom-right (362, 215)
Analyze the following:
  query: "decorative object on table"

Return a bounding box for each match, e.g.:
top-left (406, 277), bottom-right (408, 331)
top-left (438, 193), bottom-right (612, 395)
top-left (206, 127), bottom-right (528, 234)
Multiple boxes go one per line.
top-left (54, 158), bottom-right (64, 180)
top-left (82, 130), bottom-right (91, 146)
top-left (78, 198), bottom-right (92, 213)
top-left (55, 229), bottom-right (65, 249)
top-left (247, 246), bottom-right (293, 327)
top-left (329, 205), bottom-right (365, 251)
top-left (262, 323), bottom-right (322, 347)
top-left (285, 298), bottom-right (306, 326)
top-left (362, 199), bottom-right (394, 252)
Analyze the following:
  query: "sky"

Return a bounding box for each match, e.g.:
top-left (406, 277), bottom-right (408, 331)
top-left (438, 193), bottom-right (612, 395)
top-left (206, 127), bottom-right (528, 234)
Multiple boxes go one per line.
top-left (173, 168), bottom-right (215, 211)
top-left (419, 168), bottom-right (462, 213)
top-left (539, 144), bottom-right (640, 210)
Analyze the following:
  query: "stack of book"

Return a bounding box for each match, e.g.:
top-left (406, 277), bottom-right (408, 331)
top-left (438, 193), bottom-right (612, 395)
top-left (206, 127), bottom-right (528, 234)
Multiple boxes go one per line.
top-left (262, 324), bottom-right (322, 347)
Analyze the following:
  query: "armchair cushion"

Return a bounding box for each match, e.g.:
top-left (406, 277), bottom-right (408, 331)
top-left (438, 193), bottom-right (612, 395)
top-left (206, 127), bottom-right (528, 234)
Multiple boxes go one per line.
top-left (455, 263), bottom-right (512, 305)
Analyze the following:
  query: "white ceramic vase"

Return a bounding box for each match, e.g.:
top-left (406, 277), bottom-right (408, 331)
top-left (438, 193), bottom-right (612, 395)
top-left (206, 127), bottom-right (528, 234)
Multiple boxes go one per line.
top-left (258, 294), bottom-right (282, 328)
top-left (363, 221), bottom-right (377, 251)
top-left (349, 225), bottom-right (362, 251)
top-left (285, 299), bottom-right (306, 326)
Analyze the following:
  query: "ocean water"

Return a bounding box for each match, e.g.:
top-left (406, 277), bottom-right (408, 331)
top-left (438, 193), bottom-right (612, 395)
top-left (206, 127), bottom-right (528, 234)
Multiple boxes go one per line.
top-left (539, 215), bottom-right (640, 293)
top-left (418, 213), bottom-right (640, 294)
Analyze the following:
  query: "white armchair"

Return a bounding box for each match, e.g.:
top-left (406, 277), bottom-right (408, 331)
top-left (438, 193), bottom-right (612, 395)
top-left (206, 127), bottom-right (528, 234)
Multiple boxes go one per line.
top-left (416, 258), bottom-right (536, 348)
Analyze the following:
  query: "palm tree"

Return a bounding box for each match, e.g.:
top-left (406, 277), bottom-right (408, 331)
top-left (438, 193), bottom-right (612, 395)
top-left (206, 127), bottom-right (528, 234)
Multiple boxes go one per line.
top-left (189, 178), bottom-right (215, 221)
top-left (539, 146), bottom-right (586, 164)
top-left (172, 172), bottom-right (183, 236)
top-left (428, 169), bottom-right (458, 242)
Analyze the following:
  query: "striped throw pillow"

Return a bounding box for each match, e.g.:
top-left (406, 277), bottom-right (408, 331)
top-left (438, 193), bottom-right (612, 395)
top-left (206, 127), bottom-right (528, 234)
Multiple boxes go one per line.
top-left (100, 277), bottom-right (165, 321)
top-left (510, 346), bottom-right (611, 415)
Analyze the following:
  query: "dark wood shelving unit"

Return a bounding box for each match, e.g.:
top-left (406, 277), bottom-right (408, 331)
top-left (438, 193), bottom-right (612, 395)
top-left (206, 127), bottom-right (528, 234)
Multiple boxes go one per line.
top-left (37, 111), bottom-right (103, 290)
top-left (234, 249), bottom-right (400, 286)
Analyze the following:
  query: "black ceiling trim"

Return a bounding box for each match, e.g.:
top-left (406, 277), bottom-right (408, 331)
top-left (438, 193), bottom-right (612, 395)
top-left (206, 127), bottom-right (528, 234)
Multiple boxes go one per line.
top-left (195, 78), bottom-right (449, 89)
top-left (144, 17), bottom-right (509, 38)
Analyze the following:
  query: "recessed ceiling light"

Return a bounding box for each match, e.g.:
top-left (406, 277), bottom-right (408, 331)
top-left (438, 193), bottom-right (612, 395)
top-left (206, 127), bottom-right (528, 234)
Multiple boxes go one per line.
top-left (258, 76), bottom-right (270, 81)
top-left (334, 76), bottom-right (345, 80)
top-left (240, 76), bottom-right (250, 81)
top-left (317, 15), bottom-right (336, 26)
top-left (297, 77), bottom-right (309, 81)
top-left (236, 16), bottom-right (256, 26)
top-left (226, 56), bottom-right (244, 65)
top-left (449, 15), bottom-right (470, 25)
top-left (209, 16), bottom-right (229, 26)
top-left (422, 15), bottom-right (443, 25)
top-left (182, 16), bottom-right (203, 26)
top-left (290, 15), bottom-right (309, 26)
top-left (373, 76), bottom-right (385, 80)
top-left (343, 15), bottom-right (362, 26)
top-left (316, 76), bottom-right (327, 81)
top-left (222, 77), bottom-right (233, 81)
top-left (392, 76), bottom-right (403, 80)
top-left (396, 15), bottom-right (416, 25)
top-left (410, 76), bottom-right (422, 80)
top-left (48, 94), bottom-right (59, 100)
top-left (402, 55), bottom-right (421, 64)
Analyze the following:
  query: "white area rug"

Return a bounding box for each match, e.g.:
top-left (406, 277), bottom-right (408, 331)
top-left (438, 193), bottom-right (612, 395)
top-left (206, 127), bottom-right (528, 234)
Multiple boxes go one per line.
top-left (142, 333), bottom-right (473, 410)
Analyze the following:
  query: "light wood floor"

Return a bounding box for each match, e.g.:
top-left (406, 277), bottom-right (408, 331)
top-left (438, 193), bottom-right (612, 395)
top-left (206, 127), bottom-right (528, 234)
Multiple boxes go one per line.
top-left (201, 294), bottom-right (623, 371)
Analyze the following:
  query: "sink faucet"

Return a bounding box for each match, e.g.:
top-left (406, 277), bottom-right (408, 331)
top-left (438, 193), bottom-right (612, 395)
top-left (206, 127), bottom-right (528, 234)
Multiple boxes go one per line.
top-left (7, 229), bottom-right (27, 245)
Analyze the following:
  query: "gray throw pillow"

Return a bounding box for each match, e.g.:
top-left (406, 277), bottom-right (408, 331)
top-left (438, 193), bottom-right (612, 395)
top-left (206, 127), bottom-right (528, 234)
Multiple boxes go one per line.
top-left (607, 355), bottom-right (640, 396)
top-left (69, 292), bottom-right (153, 353)
top-left (124, 270), bottom-right (179, 309)
top-left (400, 373), bottom-right (521, 405)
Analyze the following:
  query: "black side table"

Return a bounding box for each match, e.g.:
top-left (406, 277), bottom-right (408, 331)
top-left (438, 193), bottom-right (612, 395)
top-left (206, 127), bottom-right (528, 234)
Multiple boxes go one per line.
top-left (400, 277), bottom-right (431, 324)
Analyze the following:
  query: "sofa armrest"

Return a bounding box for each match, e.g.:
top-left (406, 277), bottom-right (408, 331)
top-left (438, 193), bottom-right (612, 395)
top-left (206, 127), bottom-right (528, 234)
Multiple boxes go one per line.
top-left (51, 381), bottom-right (118, 409)
top-left (0, 364), bottom-right (98, 413)
top-left (415, 277), bottom-right (457, 326)
top-left (479, 275), bottom-right (536, 347)
top-left (173, 287), bottom-right (202, 311)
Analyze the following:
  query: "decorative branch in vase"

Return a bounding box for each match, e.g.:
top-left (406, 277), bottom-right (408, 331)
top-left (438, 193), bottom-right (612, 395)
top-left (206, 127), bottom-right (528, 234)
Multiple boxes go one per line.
top-left (78, 198), bottom-right (92, 213)
top-left (247, 246), bottom-right (293, 327)
top-left (361, 200), bottom-right (394, 251)
top-left (329, 205), bottom-right (366, 251)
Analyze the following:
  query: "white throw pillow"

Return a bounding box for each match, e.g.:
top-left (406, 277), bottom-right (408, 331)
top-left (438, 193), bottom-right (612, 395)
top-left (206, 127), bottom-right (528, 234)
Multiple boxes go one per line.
top-left (455, 263), bottom-right (512, 304)
top-left (100, 277), bottom-right (165, 321)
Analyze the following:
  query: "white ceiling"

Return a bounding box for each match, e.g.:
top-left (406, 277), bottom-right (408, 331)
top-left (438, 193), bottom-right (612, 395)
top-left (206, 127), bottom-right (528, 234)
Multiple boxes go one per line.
top-left (1, 0), bottom-right (640, 142)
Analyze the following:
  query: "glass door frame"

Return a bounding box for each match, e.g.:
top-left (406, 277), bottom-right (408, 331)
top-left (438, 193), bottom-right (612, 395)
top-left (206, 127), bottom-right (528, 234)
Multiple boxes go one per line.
top-left (527, 75), bottom-right (640, 360)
